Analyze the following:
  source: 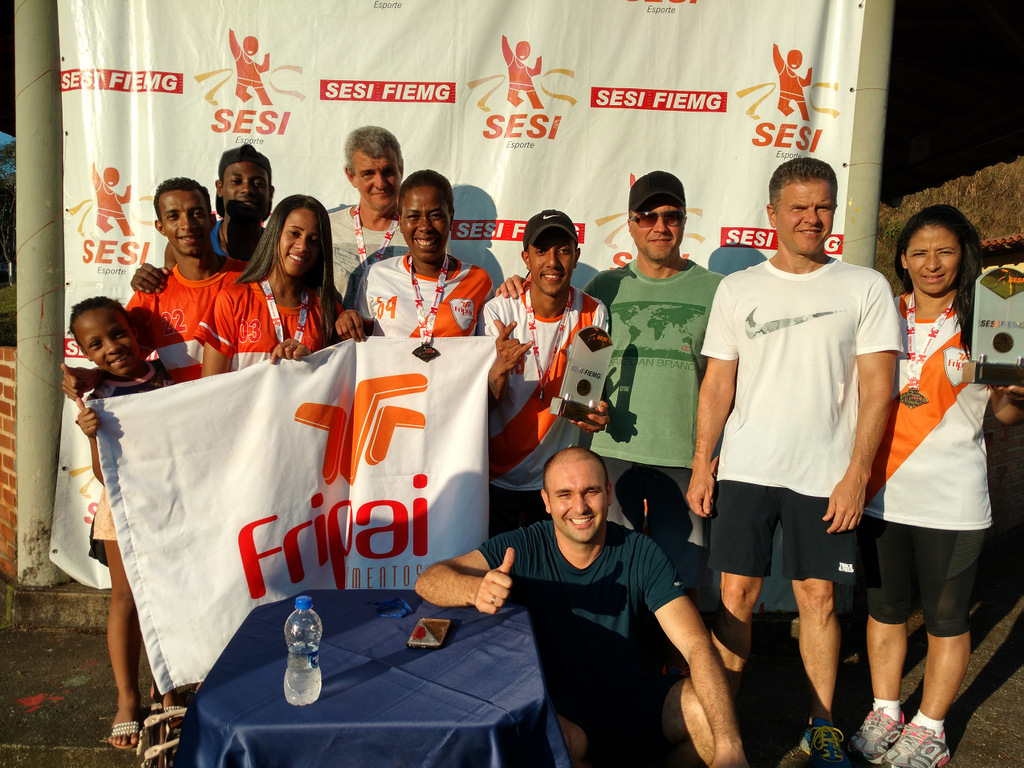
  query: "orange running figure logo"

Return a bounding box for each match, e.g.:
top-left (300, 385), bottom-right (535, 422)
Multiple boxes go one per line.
top-left (773, 44), bottom-right (811, 122)
top-left (502, 35), bottom-right (543, 109)
top-left (90, 163), bottom-right (133, 237)
top-left (229, 29), bottom-right (272, 106)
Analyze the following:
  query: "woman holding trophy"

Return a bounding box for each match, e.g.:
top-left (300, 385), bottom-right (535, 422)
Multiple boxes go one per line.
top-left (848, 205), bottom-right (1024, 768)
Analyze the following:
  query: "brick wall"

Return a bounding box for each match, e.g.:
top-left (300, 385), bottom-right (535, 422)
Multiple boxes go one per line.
top-left (986, 412), bottom-right (1024, 536)
top-left (0, 347), bottom-right (15, 581)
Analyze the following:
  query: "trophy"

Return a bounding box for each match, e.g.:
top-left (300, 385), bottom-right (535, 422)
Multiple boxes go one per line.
top-left (549, 326), bottom-right (613, 421)
top-left (962, 267), bottom-right (1024, 385)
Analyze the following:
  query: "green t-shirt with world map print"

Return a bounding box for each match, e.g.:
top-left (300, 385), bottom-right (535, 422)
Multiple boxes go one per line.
top-left (584, 259), bottom-right (722, 466)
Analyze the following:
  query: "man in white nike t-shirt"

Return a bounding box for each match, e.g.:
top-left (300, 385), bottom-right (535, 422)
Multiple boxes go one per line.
top-left (686, 157), bottom-right (901, 767)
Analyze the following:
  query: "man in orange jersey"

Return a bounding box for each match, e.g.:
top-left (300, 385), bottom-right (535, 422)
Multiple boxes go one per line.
top-left (480, 209), bottom-right (609, 536)
top-left (63, 178), bottom-right (246, 394)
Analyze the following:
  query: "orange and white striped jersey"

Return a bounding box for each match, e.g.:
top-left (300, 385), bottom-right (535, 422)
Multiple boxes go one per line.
top-left (356, 254), bottom-right (493, 338)
top-left (865, 295), bottom-right (991, 530)
top-left (195, 282), bottom-right (336, 371)
top-left (481, 290), bottom-right (608, 490)
top-left (126, 259), bottom-right (246, 383)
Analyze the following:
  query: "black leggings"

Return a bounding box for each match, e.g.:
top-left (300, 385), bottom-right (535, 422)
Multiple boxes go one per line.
top-left (858, 516), bottom-right (984, 637)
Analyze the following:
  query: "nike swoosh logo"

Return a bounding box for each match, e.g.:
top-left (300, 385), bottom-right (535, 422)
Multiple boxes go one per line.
top-left (745, 309), bottom-right (839, 339)
top-left (542, 214), bottom-right (560, 220)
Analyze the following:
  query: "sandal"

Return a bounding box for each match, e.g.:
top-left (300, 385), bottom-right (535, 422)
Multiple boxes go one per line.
top-left (108, 717), bottom-right (141, 750)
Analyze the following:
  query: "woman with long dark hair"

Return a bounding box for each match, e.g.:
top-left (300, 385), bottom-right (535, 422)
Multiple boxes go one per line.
top-left (198, 194), bottom-right (339, 374)
top-left (849, 205), bottom-right (1024, 767)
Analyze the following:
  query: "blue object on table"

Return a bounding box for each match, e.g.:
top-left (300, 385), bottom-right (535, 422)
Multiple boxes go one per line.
top-left (175, 589), bottom-right (571, 768)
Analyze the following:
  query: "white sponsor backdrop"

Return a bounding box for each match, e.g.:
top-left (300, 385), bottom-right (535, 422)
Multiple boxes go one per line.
top-left (53, 0), bottom-right (866, 588)
top-left (92, 338), bottom-right (490, 691)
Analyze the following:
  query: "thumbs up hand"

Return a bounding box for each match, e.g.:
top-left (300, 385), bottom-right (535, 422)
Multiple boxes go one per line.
top-left (476, 547), bottom-right (515, 614)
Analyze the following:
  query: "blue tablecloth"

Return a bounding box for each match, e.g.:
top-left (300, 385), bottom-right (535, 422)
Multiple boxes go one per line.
top-left (175, 589), bottom-right (571, 768)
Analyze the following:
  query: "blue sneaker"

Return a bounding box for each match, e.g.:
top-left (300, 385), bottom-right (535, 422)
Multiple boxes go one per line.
top-left (808, 718), bottom-right (852, 767)
top-left (800, 726), bottom-right (812, 754)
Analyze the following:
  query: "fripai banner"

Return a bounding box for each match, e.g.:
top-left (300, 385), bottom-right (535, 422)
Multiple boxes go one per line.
top-left (90, 338), bottom-right (490, 691)
top-left (53, 0), bottom-right (868, 584)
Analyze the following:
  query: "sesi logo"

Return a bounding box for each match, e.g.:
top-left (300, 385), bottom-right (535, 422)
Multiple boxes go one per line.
top-left (735, 43), bottom-right (840, 155)
top-left (320, 80), bottom-right (456, 104)
top-left (195, 29), bottom-right (305, 138)
top-left (451, 219), bottom-right (586, 243)
top-left (468, 35), bottom-right (576, 147)
top-left (238, 374), bottom-right (431, 597)
top-left (67, 163), bottom-right (154, 271)
top-left (720, 227), bottom-right (843, 256)
top-left (596, 174), bottom-right (705, 268)
top-left (60, 68), bottom-right (183, 94)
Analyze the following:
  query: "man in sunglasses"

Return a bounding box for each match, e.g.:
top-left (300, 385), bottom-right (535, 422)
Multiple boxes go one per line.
top-left (583, 171), bottom-right (722, 639)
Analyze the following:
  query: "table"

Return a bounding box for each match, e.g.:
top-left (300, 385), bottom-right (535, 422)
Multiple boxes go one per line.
top-left (175, 590), bottom-right (571, 768)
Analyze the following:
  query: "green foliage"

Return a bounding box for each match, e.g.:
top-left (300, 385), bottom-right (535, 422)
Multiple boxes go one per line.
top-left (0, 284), bottom-right (14, 347)
top-left (0, 141), bottom-right (13, 283)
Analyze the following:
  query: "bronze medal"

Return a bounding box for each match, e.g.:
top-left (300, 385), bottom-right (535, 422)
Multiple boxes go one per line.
top-left (899, 389), bottom-right (928, 408)
top-left (413, 343), bottom-right (440, 362)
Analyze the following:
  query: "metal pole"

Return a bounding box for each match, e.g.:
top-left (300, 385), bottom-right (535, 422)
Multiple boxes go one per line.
top-left (15, 0), bottom-right (66, 585)
top-left (843, 0), bottom-right (897, 268)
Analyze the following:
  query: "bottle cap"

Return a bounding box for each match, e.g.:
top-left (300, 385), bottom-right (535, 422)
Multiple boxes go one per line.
top-left (294, 595), bottom-right (312, 610)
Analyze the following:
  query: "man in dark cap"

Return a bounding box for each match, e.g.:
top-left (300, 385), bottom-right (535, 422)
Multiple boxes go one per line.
top-left (583, 171), bottom-right (722, 625)
top-left (134, 143), bottom-right (273, 292)
top-left (479, 209), bottom-right (609, 536)
top-left (210, 143), bottom-right (273, 262)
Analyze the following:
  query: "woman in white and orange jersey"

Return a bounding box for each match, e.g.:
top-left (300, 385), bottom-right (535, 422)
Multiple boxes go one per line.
top-left (337, 170), bottom-right (493, 357)
top-left (849, 205), bottom-right (1024, 768)
top-left (197, 195), bottom-right (339, 375)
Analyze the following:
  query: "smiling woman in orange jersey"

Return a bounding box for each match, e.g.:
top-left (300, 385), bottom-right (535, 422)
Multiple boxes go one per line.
top-left (339, 170), bottom-right (493, 355)
top-left (197, 195), bottom-right (339, 375)
top-left (849, 205), bottom-right (1024, 768)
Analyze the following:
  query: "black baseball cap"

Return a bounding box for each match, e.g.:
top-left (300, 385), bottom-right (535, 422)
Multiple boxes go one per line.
top-left (523, 209), bottom-right (578, 248)
top-left (628, 171), bottom-right (686, 212)
top-left (216, 144), bottom-right (272, 216)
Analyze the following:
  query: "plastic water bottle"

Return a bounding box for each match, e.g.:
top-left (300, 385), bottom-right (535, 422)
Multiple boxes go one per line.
top-left (283, 595), bottom-right (322, 706)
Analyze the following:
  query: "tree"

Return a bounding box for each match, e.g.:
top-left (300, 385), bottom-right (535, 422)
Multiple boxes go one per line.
top-left (0, 141), bottom-right (13, 284)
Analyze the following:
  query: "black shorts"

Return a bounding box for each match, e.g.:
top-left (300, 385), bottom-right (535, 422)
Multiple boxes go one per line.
top-left (858, 515), bottom-right (984, 637)
top-left (709, 480), bottom-right (857, 584)
top-left (554, 673), bottom-right (682, 766)
top-left (604, 458), bottom-right (711, 589)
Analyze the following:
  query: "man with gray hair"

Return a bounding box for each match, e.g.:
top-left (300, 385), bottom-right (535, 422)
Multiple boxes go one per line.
top-left (687, 157), bottom-right (901, 768)
top-left (329, 125), bottom-right (406, 307)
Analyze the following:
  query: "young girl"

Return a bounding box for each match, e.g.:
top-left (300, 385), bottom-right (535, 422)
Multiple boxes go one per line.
top-left (69, 297), bottom-right (175, 749)
top-left (337, 170), bottom-right (493, 353)
top-left (197, 194), bottom-right (339, 375)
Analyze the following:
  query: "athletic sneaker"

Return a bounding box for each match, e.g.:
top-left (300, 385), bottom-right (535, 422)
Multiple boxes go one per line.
top-left (882, 723), bottom-right (950, 768)
top-left (807, 718), bottom-right (852, 767)
top-left (848, 709), bottom-right (904, 764)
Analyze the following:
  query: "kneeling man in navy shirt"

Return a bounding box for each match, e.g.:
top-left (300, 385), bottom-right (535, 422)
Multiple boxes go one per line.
top-left (416, 447), bottom-right (747, 768)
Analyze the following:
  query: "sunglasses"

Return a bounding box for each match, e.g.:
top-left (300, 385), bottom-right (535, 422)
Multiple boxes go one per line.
top-left (629, 210), bottom-right (685, 228)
